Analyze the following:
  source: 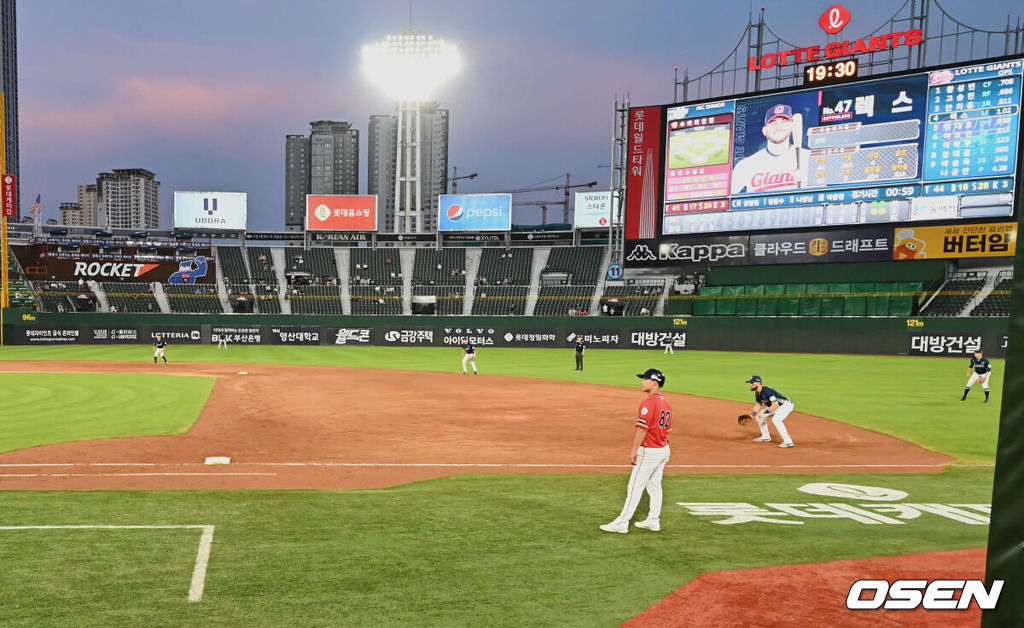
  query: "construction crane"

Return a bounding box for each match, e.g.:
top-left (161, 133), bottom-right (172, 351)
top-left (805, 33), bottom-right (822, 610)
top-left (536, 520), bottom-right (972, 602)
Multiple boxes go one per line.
top-left (503, 173), bottom-right (598, 225)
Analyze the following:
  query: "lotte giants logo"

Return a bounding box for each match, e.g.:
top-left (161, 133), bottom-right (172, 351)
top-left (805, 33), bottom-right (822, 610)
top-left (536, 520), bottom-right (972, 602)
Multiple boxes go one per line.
top-left (819, 5), bottom-right (851, 35)
top-left (847, 580), bottom-right (1003, 610)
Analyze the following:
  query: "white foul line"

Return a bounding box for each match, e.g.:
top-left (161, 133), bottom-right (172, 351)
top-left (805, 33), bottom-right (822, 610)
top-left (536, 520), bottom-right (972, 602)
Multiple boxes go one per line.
top-left (189, 526), bottom-right (215, 603)
top-left (0, 525), bottom-right (215, 602)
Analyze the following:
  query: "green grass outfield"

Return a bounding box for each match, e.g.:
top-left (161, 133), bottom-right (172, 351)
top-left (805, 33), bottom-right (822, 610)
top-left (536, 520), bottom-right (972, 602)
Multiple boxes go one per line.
top-left (0, 469), bottom-right (994, 627)
top-left (0, 345), bottom-right (1003, 463)
top-left (0, 345), bottom-right (1001, 626)
top-left (0, 373), bottom-right (213, 453)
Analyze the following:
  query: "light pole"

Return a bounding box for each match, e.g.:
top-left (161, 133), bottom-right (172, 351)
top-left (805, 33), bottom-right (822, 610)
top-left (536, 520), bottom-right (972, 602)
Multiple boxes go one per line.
top-left (362, 31), bottom-right (460, 233)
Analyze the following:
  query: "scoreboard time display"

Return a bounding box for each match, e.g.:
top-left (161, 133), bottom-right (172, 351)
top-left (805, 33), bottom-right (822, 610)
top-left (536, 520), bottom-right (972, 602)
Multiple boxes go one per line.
top-left (634, 56), bottom-right (1023, 238)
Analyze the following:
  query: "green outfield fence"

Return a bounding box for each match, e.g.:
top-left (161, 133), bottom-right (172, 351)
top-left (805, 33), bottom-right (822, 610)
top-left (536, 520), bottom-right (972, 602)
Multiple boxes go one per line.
top-left (0, 309), bottom-right (1008, 356)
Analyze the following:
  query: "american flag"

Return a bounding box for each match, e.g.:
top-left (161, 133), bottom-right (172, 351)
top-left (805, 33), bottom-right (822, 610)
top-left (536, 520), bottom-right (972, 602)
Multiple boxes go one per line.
top-left (30, 194), bottom-right (41, 218)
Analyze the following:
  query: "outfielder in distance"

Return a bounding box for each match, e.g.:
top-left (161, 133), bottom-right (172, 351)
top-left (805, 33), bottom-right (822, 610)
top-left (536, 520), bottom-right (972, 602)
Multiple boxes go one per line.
top-left (461, 338), bottom-right (478, 375)
top-left (962, 349), bottom-right (992, 403)
top-left (743, 375), bottom-right (795, 448)
top-left (730, 103), bottom-right (808, 194)
top-left (600, 368), bottom-right (672, 534)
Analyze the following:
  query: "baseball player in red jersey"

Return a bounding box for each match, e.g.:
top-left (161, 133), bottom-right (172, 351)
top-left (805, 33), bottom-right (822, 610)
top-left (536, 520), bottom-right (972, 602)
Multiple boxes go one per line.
top-left (600, 368), bottom-right (672, 533)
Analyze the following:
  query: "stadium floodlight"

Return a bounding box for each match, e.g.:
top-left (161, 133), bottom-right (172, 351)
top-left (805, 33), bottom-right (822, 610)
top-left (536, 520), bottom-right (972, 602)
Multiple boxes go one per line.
top-left (361, 31), bottom-right (461, 102)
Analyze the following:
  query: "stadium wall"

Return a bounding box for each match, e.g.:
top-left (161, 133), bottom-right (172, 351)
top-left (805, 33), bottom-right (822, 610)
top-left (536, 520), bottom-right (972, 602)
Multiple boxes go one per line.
top-left (0, 310), bottom-right (1008, 356)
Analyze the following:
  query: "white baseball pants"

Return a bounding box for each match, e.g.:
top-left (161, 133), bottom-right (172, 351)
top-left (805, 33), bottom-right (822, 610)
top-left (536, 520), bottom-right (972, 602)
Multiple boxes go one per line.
top-left (462, 353), bottom-right (477, 373)
top-left (966, 372), bottom-right (990, 390)
top-left (613, 444), bottom-right (670, 525)
top-left (756, 402), bottom-right (795, 444)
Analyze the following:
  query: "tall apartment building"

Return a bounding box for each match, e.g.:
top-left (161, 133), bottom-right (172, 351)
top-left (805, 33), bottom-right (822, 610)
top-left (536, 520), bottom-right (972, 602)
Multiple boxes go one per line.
top-left (284, 121), bottom-right (359, 231)
top-left (96, 169), bottom-right (160, 230)
top-left (0, 0), bottom-right (19, 217)
top-left (368, 103), bottom-right (449, 233)
top-left (59, 202), bottom-right (82, 226)
top-left (77, 183), bottom-right (98, 226)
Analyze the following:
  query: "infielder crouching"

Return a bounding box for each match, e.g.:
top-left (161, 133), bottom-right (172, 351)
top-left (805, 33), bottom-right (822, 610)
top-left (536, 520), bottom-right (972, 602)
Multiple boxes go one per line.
top-left (601, 368), bottom-right (672, 534)
top-left (746, 375), bottom-right (794, 448)
top-left (461, 339), bottom-right (478, 375)
top-left (962, 349), bottom-right (992, 403)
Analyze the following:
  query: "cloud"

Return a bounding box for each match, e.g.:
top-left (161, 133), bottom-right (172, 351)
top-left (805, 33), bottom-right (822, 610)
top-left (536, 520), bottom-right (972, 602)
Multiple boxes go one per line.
top-left (21, 73), bottom-right (305, 151)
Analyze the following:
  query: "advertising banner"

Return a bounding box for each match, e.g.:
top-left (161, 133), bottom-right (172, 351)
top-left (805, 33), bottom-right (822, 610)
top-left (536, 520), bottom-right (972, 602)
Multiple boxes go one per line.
top-left (311, 232), bottom-right (371, 242)
top-left (908, 333), bottom-right (982, 355)
top-left (149, 325), bottom-right (204, 345)
top-left (174, 191), bottom-right (247, 230)
top-left (376, 233), bottom-right (437, 243)
top-left (326, 327), bottom-right (373, 345)
top-left (438, 326), bottom-right (497, 347)
top-left (245, 231), bottom-right (306, 241)
top-left (625, 106), bottom-right (663, 239)
top-left (441, 233), bottom-right (504, 243)
top-left (748, 227), bottom-right (892, 264)
top-left (20, 326), bottom-right (82, 344)
top-left (2, 174), bottom-right (15, 217)
top-left (305, 195), bottom-right (378, 231)
top-left (268, 325), bottom-right (320, 345)
top-left (438, 194), bottom-right (512, 231)
top-left (625, 234), bottom-right (749, 268)
top-left (574, 190), bottom-right (615, 229)
top-left (510, 231), bottom-right (574, 242)
top-left (565, 329), bottom-right (624, 348)
top-left (90, 325), bottom-right (142, 344)
top-left (13, 246), bottom-right (216, 284)
top-left (211, 325), bottom-right (262, 345)
top-left (893, 222), bottom-right (1017, 260)
top-left (629, 329), bottom-right (688, 350)
top-left (378, 327), bottom-right (436, 346)
top-left (496, 328), bottom-right (559, 347)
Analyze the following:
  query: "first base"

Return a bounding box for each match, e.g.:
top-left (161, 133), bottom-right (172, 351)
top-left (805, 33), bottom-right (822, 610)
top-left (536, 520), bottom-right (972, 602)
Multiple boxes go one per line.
top-left (204, 457), bottom-right (231, 465)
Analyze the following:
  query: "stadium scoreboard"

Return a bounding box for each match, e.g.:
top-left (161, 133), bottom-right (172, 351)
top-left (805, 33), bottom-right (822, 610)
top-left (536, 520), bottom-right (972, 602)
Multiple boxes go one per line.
top-left (627, 56), bottom-right (1023, 241)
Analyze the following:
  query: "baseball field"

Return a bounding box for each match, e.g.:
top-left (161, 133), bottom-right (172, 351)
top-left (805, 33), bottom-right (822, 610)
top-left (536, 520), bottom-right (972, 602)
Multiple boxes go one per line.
top-left (0, 345), bottom-right (1002, 626)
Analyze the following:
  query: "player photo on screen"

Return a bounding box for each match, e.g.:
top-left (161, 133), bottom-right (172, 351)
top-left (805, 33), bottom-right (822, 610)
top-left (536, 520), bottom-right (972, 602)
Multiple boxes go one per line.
top-left (731, 93), bottom-right (819, 194)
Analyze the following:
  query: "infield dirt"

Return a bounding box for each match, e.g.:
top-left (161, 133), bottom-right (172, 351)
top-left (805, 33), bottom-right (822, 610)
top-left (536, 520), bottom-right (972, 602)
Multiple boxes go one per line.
top-left (0, 361), bottom-right (950, 490)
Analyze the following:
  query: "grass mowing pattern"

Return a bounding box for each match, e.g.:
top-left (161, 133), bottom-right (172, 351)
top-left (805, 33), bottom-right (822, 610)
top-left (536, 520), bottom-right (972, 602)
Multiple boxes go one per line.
top-left (0, 468), bottom-right (993, 627)
top-left (0, 345), bottom-right (1001, 463)
top-left (0, 373), bottom-right (214, 453)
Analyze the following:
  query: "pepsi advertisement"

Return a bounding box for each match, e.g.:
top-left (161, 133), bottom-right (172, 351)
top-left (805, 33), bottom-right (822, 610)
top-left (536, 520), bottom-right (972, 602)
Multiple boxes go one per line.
top-left (438, 194), bottom-right (512, 231)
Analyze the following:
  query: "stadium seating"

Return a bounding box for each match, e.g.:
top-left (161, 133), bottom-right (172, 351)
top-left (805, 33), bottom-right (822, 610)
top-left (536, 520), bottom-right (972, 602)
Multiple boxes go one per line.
top-left (351, 284), bottom-right (403, 314)
top-left (165, 284), bottom-right (223, 313)
top-left (255, 286), bottom-right (282, 314)
top-left (102, 282), bottom-right (160, 313)
top-left (922, 273), bottom-right (986, 317)
top-left (534, 285), bottom-right (595, 316)
top-left (685, 280), bottom-right (922, 317)
top-left (601, 282), bottom-right (663, 316)
top-left (285, 247), bottom-right (339, 284)
top-left (471, 285), bottom-right (529, 315)
top-left (971, 273), bottom-right (1013, 317)
top-left (289, 285), bottom-right (344, 315)
top-left (218, 246), bottom-right (250, 285)
top-left (412, 285), bottom-right (465, 315)
top-left (534, 247), bottom-right (602, 315)
top-left (412, 248), bottom-right (466, 285)
top-left (351, 249), bottom-right (403, 285)
top-left (247, 247), bottom-right (277, 285)
top-left (32, 280), bottom-right (95, 312)
top-left (541, 247), bottom-right (603, 284)
top-left (476, 248), bottom-right (532, 286)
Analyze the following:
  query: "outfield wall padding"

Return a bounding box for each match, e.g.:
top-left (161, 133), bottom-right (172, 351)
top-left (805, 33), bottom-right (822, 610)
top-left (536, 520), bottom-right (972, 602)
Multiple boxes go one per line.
top-left (1, 310), bottom-right (1008, 356)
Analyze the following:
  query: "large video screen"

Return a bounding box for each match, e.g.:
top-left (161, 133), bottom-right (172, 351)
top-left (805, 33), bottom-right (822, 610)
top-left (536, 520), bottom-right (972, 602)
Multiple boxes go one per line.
top-left (635, 57), bottom-right (1023, 237)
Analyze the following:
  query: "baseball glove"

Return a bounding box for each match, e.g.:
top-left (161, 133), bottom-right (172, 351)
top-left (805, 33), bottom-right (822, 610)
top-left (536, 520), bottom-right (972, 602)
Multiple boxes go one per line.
top-left (737, 413), bottom-right (755, 426)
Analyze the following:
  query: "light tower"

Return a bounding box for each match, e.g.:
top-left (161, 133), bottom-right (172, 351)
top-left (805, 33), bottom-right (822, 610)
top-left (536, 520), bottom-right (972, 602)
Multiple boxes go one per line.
top-left (362, 31), bottom-right (460, 233)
